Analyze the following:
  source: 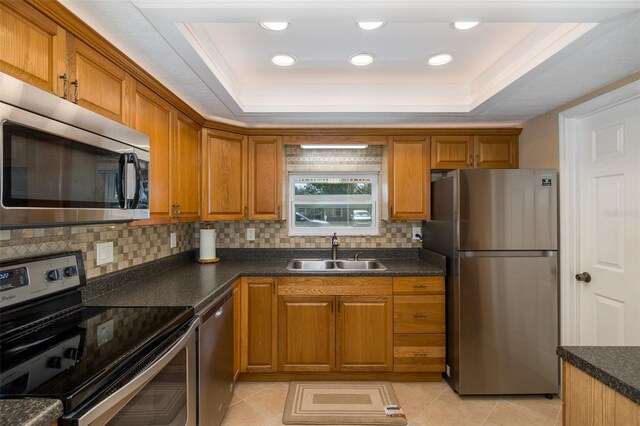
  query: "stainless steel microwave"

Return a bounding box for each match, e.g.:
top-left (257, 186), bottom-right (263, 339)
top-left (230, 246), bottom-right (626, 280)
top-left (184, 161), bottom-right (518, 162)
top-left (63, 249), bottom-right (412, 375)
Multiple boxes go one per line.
top-left (0, 73), bottom-right (150, 228)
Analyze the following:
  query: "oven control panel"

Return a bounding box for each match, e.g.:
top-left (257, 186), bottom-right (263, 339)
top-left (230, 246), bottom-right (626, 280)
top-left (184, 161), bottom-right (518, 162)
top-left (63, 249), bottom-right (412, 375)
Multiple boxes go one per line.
top-left (0, 251), bottom-right (85, 309)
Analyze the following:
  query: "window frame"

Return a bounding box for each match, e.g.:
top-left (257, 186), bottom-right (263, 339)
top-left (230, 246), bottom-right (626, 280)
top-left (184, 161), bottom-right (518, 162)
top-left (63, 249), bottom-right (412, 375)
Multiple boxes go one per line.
top-left (288, 173), bottom-right (379, 236)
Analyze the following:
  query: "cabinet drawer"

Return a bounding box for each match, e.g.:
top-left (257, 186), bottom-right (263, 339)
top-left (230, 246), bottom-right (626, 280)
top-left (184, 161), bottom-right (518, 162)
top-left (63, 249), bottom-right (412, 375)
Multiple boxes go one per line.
top-left (393, 277), bottom-right (444, 295)
top-left (394, 334), bottom-right (445, 372)
top-left (394, 295), bottom-right (445, 333)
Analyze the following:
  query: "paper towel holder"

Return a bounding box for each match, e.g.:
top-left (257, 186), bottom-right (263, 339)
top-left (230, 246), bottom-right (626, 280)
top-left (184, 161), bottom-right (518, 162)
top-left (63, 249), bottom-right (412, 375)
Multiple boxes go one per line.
top-left (198, 223), bottom-right (220, 264)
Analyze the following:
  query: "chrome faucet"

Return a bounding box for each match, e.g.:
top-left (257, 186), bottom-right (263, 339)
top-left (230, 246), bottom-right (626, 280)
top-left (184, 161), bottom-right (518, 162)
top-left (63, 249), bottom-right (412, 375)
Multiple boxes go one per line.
top-left (331, 233), bottom-right (340, 260)
top-left (354, 252), bottom-right (364, 261)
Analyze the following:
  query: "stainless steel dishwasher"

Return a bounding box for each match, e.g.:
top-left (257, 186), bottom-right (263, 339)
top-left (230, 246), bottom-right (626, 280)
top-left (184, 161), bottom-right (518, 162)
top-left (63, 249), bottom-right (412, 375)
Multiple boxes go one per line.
top-left (198, 288), bottom-right (234, 426)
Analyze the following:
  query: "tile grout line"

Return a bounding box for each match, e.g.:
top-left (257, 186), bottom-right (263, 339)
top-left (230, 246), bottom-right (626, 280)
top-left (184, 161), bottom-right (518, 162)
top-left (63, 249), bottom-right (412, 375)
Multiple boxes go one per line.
top-left (480, 398), bottom-right (500, 425)
top-left (412, 382), bottom-right (450, 423)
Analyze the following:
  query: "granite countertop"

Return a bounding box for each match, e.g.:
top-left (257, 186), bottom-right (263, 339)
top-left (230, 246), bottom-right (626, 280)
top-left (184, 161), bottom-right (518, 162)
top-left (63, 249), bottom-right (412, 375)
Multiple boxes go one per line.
top-left (0, 399), bottom-right (63, 426)
top-left (557, 346), bottom-right (640, 404)
top-left (86, 256), bottom-right (444, 313)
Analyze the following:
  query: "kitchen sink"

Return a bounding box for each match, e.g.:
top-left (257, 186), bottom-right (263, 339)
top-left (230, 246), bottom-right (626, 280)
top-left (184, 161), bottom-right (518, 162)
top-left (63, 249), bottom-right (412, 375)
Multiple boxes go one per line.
top-left (287, 259), bottom-right (387, 271)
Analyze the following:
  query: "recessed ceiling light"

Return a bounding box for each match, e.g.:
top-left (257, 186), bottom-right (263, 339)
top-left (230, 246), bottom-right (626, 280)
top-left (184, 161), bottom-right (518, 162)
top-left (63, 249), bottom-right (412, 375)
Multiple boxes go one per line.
top-left (428, 53), bottom-right (453, 66)
top-left (271, 53), bottom-right (296, 66)
top-left (357, 21), bottom-right (385, 31)
top-left (260, 22), bottom-right (289, 31)
top-left (349, 53), bottom-right (375, 66)
top-left (452, 21), bottom-right (480, 30)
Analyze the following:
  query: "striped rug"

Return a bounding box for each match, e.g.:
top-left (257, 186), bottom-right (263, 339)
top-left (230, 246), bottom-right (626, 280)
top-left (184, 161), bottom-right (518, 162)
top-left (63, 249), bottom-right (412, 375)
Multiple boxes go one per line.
top-left (282, 382), bottom-right (407, 425)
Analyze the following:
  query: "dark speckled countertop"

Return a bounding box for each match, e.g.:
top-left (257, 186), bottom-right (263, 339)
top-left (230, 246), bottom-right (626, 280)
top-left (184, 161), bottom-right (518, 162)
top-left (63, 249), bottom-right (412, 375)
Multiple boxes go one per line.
top-left (86, 256), bottom-right (444, 313)
top-left (0, 398), bottom-right (63, 426)
top-left (557, 346), bottom-right (640, 404)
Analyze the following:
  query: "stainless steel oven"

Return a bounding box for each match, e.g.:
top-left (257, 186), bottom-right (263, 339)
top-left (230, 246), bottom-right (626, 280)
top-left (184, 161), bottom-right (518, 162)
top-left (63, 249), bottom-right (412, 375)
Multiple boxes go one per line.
top-left (0, 72), bottom-right (150, 228)
top-left (61, 317), bottom-right (199, 426)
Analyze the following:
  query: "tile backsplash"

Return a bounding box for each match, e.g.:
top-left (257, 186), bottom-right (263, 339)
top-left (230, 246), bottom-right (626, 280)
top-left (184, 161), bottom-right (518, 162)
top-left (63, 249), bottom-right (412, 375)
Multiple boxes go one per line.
top-left (1, 223), bottom-right (195, 279)
top-left (200, 220), bottom-right (422, 249)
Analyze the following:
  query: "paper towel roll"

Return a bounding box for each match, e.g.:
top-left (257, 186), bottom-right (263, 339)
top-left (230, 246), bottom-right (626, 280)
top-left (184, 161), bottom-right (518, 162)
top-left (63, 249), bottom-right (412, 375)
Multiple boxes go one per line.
top-left (199, 228), bottom-right (217, 260)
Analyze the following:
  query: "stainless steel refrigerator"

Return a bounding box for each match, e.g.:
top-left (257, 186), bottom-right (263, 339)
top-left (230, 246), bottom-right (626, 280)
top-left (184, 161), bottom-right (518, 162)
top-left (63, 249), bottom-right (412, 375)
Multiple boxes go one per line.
top-left (423, 169), bottom-right (558, 395)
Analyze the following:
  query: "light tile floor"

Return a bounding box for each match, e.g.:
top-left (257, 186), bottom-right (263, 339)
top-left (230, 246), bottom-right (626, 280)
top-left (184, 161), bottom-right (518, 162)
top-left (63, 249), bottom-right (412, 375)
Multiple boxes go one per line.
top-left (221, 380), bottom-right (563, 426)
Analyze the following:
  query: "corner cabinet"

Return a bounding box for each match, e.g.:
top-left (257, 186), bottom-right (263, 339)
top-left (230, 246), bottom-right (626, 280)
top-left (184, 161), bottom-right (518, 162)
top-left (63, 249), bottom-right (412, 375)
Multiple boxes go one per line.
top-left (248, 136), bottom-right (283, 220)
top-left (431, 135), bottom-right (518, 169)
top-left (387, 136), bottom-right (431, 221)
top-left (172, 112), bottom-right (201, 221)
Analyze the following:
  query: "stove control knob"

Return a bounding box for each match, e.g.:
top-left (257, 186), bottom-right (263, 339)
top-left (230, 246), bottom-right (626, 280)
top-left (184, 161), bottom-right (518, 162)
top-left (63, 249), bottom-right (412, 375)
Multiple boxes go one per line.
top-left (65, 348), bottom-right (79, 360)
top-left (48, 356), bottom-right (62, 369)
top-left (46, 269), bottom-right (61, 281)
top-left (64, 266), bottom-right (77, 277)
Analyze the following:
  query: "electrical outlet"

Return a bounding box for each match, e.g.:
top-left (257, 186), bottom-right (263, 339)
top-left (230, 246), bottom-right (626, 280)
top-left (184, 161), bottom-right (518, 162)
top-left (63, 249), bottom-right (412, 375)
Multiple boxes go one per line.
top-left (170, 232), bottom-right (177, 248)
top-left (247, 228), bottom-right (256, 241)
top-left (96, 319), bottom-right (114, 346)
top-left (446, 364), bottom-right (451, 377)
top-left (412, 226), bottom-right (422, 241)
top-left (96, 241), bottom-right (113, 266)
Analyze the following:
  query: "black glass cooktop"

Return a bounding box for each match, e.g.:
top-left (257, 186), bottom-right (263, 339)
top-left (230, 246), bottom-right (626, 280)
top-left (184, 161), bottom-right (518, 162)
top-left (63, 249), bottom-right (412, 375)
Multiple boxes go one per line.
top-left (0, 303), bottom-right (193, 412)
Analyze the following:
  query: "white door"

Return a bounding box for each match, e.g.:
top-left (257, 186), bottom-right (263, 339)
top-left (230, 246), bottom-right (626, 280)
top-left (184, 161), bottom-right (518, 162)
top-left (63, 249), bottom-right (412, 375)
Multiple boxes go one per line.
top-left (577, 96), bottom-right (640, 345)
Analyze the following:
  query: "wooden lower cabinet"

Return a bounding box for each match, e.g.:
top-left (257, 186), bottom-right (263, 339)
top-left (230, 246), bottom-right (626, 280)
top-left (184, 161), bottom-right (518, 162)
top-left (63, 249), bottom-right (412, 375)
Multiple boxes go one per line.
top-left (337, 296), bottom-right (393, 372)
top-left (393, 334), bottom-right (445, 372)
top-left (394, 295), bottom-right (445, 334)
top-left (278, 296), bottom-right (335, 372)
top-left (240, 278), bottom-right (277, 373)
top-left (232, 279), bottom-right (241, 382)
top-left (563, 361), bottom-right (640, 425)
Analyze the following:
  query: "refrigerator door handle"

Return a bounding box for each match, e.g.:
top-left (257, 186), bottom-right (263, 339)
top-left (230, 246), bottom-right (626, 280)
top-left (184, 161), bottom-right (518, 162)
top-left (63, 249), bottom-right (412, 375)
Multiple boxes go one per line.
top-left (459, 250), bottom-right (557, 258)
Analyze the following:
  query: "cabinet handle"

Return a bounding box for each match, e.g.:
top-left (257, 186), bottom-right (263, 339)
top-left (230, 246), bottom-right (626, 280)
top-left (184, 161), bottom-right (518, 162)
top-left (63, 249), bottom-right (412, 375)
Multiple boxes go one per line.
top-left (244, 207), bottom-right (248, 219)
top-left (413, 352), bottom-right (428, 357)
top-left (59, 73), bottom-right (68, 100)
top-left (70, 80), bottom-right (79, 104)
top-left (469, 154), bottom-right (473, 166)
top-left (413, 313), bottom-right (428, 318)
top-left (413, 285), bottom-right (427, 288)
top-left (476, 154), bottom-right (480, 165)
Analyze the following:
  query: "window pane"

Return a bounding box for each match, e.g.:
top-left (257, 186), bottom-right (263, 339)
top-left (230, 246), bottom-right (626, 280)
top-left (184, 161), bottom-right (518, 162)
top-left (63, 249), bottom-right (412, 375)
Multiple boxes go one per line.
top-left (294, 204), bottom-right (373, 228)
top-left (294, 177), bottom-right (372, 196)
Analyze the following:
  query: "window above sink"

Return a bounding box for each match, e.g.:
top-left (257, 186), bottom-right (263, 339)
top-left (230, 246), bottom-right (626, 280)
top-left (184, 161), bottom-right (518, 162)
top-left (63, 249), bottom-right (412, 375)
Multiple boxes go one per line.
top-left (288, 174), bottom-right (379, 236)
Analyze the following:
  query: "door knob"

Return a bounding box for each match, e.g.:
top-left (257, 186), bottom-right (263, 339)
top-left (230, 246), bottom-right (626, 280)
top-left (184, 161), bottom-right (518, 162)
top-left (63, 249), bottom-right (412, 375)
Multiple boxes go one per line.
top-left (575, 272), bottom-right (592, 283)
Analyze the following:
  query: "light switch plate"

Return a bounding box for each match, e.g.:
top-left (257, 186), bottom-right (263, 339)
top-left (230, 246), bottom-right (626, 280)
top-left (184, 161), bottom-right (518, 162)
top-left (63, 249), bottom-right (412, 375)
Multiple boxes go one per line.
top-left (170, 232), bottom-right (177, 248)
top-left (96, 241), bottom-right (114, 265)
top-left (412, 226), bottom-right (422, 241)
top-left (247, 228), bottom-right (256, 241)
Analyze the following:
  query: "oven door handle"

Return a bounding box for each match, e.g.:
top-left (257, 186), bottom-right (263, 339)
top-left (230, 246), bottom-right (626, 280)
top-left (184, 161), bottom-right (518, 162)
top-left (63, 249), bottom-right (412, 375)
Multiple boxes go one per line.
top-left (63, 317), bottom-right (199, 426)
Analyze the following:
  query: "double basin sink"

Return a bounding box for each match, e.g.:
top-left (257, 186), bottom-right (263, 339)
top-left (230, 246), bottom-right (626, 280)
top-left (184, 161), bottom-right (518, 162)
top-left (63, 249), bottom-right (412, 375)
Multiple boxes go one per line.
top-left (287, 259), bottom-right (387, 271)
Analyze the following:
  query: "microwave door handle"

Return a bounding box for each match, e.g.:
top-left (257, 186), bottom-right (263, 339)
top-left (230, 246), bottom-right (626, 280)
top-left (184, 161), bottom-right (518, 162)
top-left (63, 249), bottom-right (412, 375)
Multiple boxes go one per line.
top-left (118, 154), bottom-right (127, 209)
top-left (129, 153), bottom-right (141, 209)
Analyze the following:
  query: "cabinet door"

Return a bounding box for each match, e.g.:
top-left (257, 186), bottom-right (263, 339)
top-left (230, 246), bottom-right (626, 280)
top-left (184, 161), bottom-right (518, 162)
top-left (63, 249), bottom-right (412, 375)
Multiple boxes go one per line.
top-left (278, 296), bottom-right (335, 372)
top-left (248, 136), bottom-right (282, 220)
top-left (67, 37), bottom-right (133, 125)
top-left (202, 130), bottom-right (247, 221)
top-left (233, 279), bottom-right (241, 380)
top-left (431, 136), bottom-right (473, 169)
top-left (388, 136), bottom-right (430, 220)
top-left (172, 112), bottom-right (201, 221)
top-left (241, 278), bottom-right (277, 373)
top-left (0, 1), bottom-right (66, 96)
top-left (336, 296), bottom-right (393, 372)
top-left (474, 135), bottom-right (518, 169)
top-left (132, 83), bottom-right (172, 224)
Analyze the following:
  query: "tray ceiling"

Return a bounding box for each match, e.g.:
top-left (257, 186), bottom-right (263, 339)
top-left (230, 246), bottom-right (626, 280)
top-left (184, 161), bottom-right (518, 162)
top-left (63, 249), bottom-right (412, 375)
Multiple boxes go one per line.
top-left (60, 1), bottom-right (640, 127)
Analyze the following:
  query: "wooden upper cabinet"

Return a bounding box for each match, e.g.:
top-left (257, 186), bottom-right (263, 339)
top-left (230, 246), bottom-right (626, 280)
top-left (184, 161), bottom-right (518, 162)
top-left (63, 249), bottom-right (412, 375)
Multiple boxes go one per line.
top-left (278, 296), bottom-right (335, 372)
top-left (67, 36), bottom-right (133, 125)
top-left (431, 136), bottom-right (473, 169)
top-left (0, 1), bottom-right (66, 96)
top-left (336, 296), bottom-right (393, 372)
top-left (241, 278), bottom-right (277, 373)
top-left (132, 83), bottom-right (173, 223)
top-left (474, 135), bottom-right (518, 169)
top-left (202, 130), bottom-right (247, 221)
top-left (388, 136), bottom-right (431, 221)
top-left (172, 112), bottom-right (201, 221)
top-left (248, 136), bottom-right (283, 220)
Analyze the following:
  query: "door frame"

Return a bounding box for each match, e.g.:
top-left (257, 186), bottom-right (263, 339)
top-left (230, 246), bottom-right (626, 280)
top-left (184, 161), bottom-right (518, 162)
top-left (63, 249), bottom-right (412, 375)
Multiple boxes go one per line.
top-left (558, 79), bottom-right (640, 345)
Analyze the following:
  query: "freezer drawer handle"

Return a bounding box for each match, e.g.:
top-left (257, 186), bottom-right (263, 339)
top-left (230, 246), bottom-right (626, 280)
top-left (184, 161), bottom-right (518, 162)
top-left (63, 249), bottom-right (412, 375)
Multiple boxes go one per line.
top-left (575, 272), bottom-right (592, 283)
top-left (413, 313), bottom-right (428, 318)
